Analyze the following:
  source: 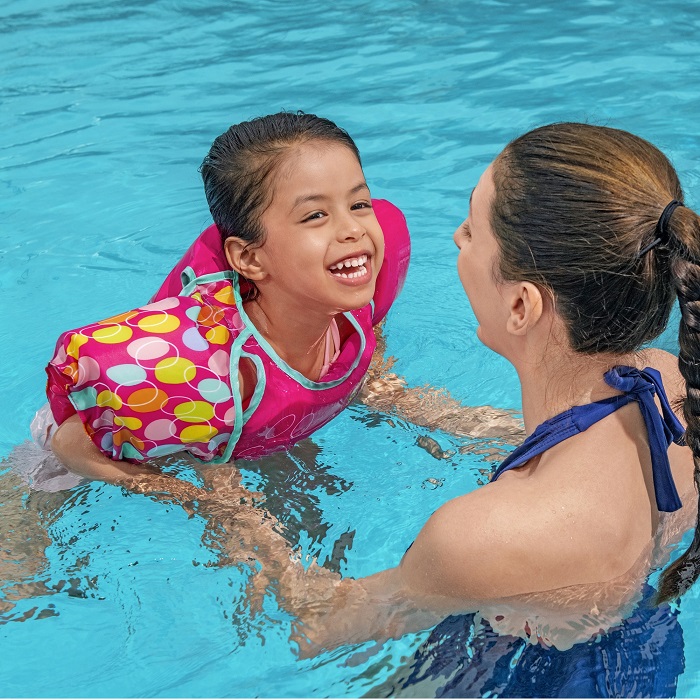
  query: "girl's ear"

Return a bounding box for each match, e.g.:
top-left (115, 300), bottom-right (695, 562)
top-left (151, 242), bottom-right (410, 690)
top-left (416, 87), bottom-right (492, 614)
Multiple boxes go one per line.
top-left (506, 281), bottom-right (544, 336)
top-left (224, 238), bottom-right (266, 281)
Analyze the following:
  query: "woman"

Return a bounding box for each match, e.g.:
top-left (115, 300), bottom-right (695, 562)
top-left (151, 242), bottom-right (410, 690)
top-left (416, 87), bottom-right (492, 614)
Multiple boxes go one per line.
top-left (207, 123), bottom-right (699, 694)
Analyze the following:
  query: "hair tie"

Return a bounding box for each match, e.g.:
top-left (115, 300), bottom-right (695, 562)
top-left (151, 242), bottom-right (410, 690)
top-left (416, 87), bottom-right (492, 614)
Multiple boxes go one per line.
top-left (639, 200), bottom-right (684, 256)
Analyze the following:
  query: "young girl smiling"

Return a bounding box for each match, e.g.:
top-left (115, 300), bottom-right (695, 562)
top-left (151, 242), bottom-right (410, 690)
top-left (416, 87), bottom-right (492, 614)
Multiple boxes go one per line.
top-left (44, 112), bottom-right (413, 483)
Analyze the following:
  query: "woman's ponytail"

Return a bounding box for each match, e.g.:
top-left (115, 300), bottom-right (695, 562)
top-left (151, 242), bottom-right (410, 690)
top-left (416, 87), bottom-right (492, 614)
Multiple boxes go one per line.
top-left (657, 207), bottom-right (700, 603)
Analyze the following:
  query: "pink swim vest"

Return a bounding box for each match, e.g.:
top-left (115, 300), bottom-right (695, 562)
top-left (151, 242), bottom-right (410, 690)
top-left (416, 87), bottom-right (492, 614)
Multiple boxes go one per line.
top-left (45, 199), bottom-right (410, 463)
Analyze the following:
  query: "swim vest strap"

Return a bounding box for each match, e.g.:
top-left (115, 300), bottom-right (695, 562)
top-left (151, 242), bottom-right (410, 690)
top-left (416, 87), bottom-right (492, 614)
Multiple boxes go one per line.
top-left (179, 266), bottom-right (237, 297)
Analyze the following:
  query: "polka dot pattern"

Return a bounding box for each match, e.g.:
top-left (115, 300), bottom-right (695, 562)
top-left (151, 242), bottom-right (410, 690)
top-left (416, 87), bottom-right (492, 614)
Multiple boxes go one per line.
top-left (127, 337), bottom-right (171, 362)
top-left (106, 363), bottom-right (148, 386)
top-left (92, 325), bottom-right (133, 344)
top-left (137, 313), bottom-right (181, 334)
top-left (154, 357), bottom-right (196, 384)
top-left (48, 288), bottom-right (239, 461)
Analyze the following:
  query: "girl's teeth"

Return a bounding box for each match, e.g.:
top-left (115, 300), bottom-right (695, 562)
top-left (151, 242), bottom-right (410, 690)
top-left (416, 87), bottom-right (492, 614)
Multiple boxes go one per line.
top-left (330, 254), bottom-right (367, 271)
top-left (333, 264), bottom-right (367, 279)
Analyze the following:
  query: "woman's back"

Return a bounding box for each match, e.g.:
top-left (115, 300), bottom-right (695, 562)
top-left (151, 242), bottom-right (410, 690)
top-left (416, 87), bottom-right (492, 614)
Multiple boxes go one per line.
top-left (401, 352), bottom-right (693, 615)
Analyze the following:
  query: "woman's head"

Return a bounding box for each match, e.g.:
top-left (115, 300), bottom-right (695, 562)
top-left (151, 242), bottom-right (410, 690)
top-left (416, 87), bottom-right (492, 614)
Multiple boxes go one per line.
top-left (488, 123), bottom-right (693, 354)
top-left (477, 122), bottom-right (700, 602)
top-left (200, 111), bottom-right (362, 248)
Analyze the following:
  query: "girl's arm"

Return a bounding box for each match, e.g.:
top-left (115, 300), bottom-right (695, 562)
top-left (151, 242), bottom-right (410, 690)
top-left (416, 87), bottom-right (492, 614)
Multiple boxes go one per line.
top-left (358, 325), bottom-right (524, 440)
top-left (51, 415), bottom-right (207, 507)
top-left (48, 357), bottom-right (251, 496)
top-left (51, 415), bottom-right (160, 483)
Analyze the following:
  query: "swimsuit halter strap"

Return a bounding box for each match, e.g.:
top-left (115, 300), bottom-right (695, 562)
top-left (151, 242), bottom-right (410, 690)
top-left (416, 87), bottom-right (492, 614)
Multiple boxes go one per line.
top-left (491, 366), bottom-right (685, 513)
top-left (604, 366), bottom-right (685, 512)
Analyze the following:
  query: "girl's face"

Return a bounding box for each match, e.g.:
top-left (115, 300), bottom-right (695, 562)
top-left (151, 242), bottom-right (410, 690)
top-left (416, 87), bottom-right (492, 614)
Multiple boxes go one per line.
top-left (255, 142), bottom-right (384, 315)
top-left (453, 164), bottom-right (512, 355)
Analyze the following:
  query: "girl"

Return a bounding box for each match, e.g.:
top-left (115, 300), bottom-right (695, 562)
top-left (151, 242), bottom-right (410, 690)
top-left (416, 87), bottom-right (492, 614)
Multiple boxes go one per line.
top-left (43, 112), bottom-right (519, 490)
top-left (215, 123), bottom-right (699, 695)
top-left (43, 112), bottom-right (406, 484)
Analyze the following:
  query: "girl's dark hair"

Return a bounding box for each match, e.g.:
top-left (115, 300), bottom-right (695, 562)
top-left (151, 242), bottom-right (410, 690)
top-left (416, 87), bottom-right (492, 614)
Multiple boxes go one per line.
top-left (200, 111), bottom-right (361, 248)
top-left (490, 123), bottom-right (700, 602)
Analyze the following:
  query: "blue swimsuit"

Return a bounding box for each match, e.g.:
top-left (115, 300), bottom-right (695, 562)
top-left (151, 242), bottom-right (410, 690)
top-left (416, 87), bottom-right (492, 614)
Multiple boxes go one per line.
top-left (397, 366), bottom-right (689, 698)
top-left (492, 365), bottom-right (686, 512)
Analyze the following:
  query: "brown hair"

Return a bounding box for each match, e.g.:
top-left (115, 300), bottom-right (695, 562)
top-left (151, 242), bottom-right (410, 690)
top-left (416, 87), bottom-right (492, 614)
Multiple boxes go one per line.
top-left (490, 123), bottom-right (700, 602)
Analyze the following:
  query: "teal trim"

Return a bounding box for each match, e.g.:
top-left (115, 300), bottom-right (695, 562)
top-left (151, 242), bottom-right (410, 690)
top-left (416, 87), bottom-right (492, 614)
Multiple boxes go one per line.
top-left (240, 352), bottom-right (266, 423)
top-left (180, 266), bottom-right (197, 295)
top-left (231, 269), bottom-right (243, 304)
top-left (236, 298), bottom-right (366, 390)
top-left (204, 327), bottom-right (252, 465)
top-left (180, 268), bottom-right (236, 297)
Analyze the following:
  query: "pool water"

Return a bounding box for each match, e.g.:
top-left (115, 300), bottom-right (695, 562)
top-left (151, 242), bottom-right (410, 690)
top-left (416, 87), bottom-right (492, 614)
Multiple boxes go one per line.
top-left (2, 0), bottom-right (700, 696)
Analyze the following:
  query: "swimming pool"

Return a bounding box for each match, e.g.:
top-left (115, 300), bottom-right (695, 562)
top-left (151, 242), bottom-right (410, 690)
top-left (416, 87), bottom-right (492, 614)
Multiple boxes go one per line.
top-left (2, 0), bottom-right (700, 695)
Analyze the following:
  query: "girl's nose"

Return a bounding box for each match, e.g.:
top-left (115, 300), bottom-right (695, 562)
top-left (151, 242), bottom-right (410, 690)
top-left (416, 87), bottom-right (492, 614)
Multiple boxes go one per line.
top-left (340, 214), bottom-right (366, 241)
top-left (453, 227), bottom-right (462, 248)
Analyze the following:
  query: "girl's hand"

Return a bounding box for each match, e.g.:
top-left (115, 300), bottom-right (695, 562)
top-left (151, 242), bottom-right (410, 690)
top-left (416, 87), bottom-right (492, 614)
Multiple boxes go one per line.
top-left (359, 371), bottom-right (524, 439)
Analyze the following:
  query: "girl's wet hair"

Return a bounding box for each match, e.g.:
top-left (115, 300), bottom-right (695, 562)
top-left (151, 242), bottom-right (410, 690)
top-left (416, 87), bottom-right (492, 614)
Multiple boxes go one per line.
top-left (200, 111), bottom-right (361, 248)
top-left (490, 122), bottom-right (700, 603)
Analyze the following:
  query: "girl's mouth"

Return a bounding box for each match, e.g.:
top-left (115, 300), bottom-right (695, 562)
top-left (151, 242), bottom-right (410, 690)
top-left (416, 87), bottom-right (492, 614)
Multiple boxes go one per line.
top-left (328, 254), bottom-right (369, 280)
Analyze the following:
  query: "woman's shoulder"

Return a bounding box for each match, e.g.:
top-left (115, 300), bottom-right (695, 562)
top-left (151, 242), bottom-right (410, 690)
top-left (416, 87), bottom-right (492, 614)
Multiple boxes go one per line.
top-left (401, 457), bottom-right (644, 602)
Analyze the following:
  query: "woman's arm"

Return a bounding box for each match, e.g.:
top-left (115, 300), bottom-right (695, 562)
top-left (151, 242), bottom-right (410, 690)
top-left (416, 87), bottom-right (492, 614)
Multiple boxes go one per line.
top-left (270, 494), bottom-right (498, 655)
top-left (279, 563), bottom-right (461, 657)
top-left (198, 476), bottom-right (501, 655)
top-left (196, 492), bottom-right (456, 652)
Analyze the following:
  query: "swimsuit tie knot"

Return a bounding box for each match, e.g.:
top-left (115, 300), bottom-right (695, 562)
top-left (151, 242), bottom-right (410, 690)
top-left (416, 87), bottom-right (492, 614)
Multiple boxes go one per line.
top-left (604, 365), bottom-right (657, 397)
top-left (605, 365), bottom-right (685, 512)
top-left (493, 364), bottom-right (685, 513)
top-left (604, 365), bottom-right (685, 447)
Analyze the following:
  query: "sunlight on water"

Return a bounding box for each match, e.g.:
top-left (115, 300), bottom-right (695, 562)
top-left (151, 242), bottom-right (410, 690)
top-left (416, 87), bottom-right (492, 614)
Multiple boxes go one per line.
top-left (2, 0), bottom-right (700, 696)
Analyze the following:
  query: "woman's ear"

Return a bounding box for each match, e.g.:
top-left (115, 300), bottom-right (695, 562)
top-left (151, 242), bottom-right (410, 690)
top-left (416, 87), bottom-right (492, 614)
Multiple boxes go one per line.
top-left (506, 282), bottom-right (544, 336)
top-left (224, 237), bottom-right (266, 281)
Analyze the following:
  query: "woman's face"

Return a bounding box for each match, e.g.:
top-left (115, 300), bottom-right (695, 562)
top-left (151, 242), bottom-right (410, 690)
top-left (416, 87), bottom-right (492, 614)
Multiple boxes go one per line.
top-left (453, 163), bottom-right (512, 354)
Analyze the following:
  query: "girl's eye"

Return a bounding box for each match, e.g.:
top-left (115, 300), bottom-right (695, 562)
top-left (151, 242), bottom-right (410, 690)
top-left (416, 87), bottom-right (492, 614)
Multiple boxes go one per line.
top-left (460, 221), bottom-right (472, 238)
top-left (351, 201), bottom-right (372, 211)
top-left (302, 211), bottom-right (325, 222)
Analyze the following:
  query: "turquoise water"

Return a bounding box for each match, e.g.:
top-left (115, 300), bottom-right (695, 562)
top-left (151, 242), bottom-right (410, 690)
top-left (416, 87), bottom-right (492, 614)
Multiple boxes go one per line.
top-left (2, 0), bottom-right (700, 696)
